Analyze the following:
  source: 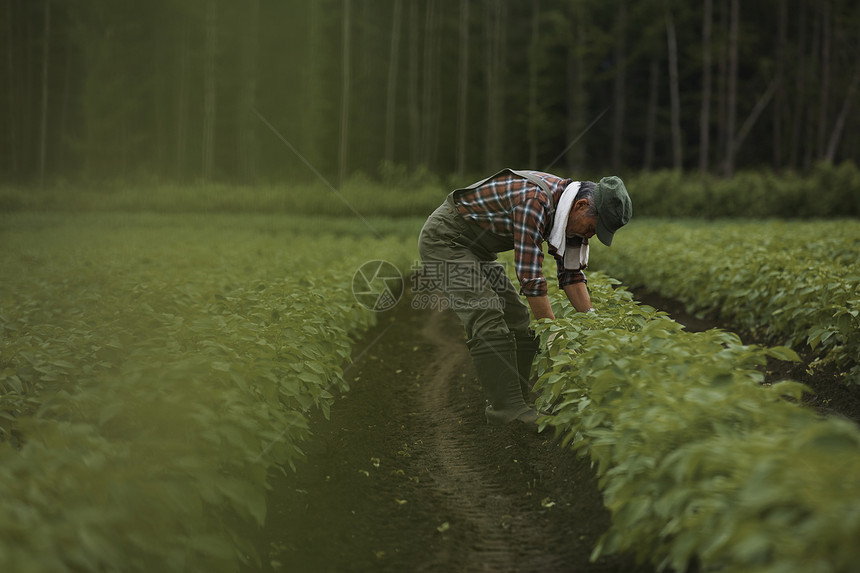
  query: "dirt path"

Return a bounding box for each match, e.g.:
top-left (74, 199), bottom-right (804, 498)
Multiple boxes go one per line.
top-left (247, 304), bottom-right (654, 573)
top-left (414, 309), bottom-right (586, 572)
top-left (243, 289), bottom-right (860, 572)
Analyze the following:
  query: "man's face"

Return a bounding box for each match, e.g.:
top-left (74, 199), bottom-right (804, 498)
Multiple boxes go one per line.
top-left (565, 199), bottom-right (598, 239)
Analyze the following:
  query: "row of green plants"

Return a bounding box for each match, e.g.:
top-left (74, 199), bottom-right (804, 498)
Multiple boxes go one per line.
top-left (2, 161), bottom-right (858, 219)
top-left (591, 219), bottom-right (860, 384)
top-left (0, 213), bottom-right (417, 572)
top-left (533, 273), bottom-right (860, 572)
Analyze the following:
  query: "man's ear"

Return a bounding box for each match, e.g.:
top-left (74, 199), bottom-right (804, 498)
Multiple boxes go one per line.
top-left (572, 198), bottom-right (590, 213)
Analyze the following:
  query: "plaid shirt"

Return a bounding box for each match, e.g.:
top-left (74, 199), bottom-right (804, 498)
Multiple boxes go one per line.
top-left (454, 170), bottom-right (586, 297)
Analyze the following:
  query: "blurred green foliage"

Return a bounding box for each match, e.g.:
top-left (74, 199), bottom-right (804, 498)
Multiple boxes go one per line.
top-left (629, 161), bottom-right (860, 219)
top-left (0, 212), bottom-right (419, 571)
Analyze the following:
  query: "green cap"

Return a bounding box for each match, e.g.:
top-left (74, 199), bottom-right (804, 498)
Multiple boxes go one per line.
top-left (594, 176), bottom-right (632, 246)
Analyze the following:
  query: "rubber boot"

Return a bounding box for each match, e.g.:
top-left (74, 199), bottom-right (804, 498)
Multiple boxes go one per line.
top-left (514, 330), bottom-right (541, 403)
top-left (468, 334), bottom-right (539, 428)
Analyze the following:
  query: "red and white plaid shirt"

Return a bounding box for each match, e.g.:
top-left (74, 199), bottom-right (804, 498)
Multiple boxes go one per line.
top-left (454, 170), bottom-right (587, 297)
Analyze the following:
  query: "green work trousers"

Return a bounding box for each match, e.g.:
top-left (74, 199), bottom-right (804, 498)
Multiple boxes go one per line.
top-left (417, 194), bottom-right (532, 342)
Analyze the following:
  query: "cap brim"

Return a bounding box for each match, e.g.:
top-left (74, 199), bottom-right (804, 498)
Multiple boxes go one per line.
top-left (596, 217), bottom-right (614, 246)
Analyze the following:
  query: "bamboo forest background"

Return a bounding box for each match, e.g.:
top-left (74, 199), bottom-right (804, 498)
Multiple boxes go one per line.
top-left (4, 0), bottom-right (859, 188)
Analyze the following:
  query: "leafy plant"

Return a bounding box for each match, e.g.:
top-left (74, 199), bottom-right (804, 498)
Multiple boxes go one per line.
top-left (591, 219), bottom-right (860, 384)
top-left (533, 273), bottom-right (860, 572)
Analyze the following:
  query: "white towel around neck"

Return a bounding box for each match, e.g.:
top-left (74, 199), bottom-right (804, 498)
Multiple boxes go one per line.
top-left (547, 181), bottom-right (589, 271)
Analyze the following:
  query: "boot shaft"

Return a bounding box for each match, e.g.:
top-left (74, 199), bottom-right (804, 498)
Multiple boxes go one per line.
top-left (467, 333), bottom-right (537, 425)
top-left (514, 330), bottom-right (541, 401)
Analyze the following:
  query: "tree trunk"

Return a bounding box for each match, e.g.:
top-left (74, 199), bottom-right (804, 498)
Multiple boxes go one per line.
top-left (528, 0), bottom-right (540, 167)
top-left (824, 65), bottom-right (860, 163)
top-left (565, 1), bottom-right (586, 171)
top-left (153, 28), bottom-right (166, 179)
top-left (643, 57), bottom-right (659, 171)
top-left (484, 0), bottom-right (503, 171)
top-left (665, 7), bottom-right (682, 170)
top-left (611, 0), bottom-right (627, 172)
top-left (384, 0), bottom-right (403, 165)
top-left (789, 1), bottom-right (807, 170)
top-left (408, 2), bottom-right (420, 169)
top-left (815, 0), bottom-right (830, 159)
top-left (498, 2), bottom-right (508, 165)
top-left (175, 25), bottom-right (189, 181)
top-left (6, 0), bottom-right (17, 179)
top-left (421, 0), bottom-right (439, 170)
top-left (699, 0), bottom-right (713, 173)
top-left (24, 5), bottom-right (35, 177)
top-left (773, 0), bottom-right (786, 169)
top-left (238, 0), bottom-right (259, 183)
top-left (201, 0), bottom-right (218, 181)
top-left (804, 3), bottom-right (821, 170)
top-left (39, 0), bottom-right (50, 186)
top-left (338, 0), bottom-right (351, 186)
top-left (58, 34), bottom-right (71, 176)
top-left (715, 0), bottom-right (728, 171)
top-left (303, 0), bottom-right (322, 171)
top-left (455, 0), bottom-right (470, 178)
top-left (723, 0), bottom-right (739, 176)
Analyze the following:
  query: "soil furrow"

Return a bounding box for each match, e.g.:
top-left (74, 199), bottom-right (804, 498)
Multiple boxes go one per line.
top-left (246, 288), bottom-right (857, 572)
top-left (248, 304), bottom-right (653, 572)
top-left (416, 309), bottom-right (568, 571)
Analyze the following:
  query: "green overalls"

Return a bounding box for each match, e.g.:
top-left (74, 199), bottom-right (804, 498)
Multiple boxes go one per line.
top-left (416, 170), bottom-right (551, 427)
top-left (416, 169), bottom-right (555, 343)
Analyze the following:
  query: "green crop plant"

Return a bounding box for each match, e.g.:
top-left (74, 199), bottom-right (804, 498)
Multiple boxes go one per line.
top-left (590, 219), bottom-right (860, 384)
top-left (533, 273), bottom-right (860, 572)
top-left (0, 212), bottom-right (420, 572)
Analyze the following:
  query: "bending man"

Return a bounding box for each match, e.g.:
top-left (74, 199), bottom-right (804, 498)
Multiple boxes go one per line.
top-left (417, 169), bottom-right (632, 427)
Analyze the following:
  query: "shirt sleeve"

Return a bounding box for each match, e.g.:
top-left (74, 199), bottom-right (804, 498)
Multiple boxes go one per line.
top-left (555, 236), bottom-right (587, 288)
top-left (511, 196), bottom-right (549, 297)
top-left (556, 257), bottom-right (586, 288)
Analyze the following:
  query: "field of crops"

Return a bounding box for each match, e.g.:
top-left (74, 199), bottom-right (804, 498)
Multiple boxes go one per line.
top-left (3, 208), bottom-right (860, 572)
top-left (0, 212), bottom-right (416, 571)
top-left (532, 273), bottom-right (860, 572)
top-left (588, 219), bottom-right (860, 384)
